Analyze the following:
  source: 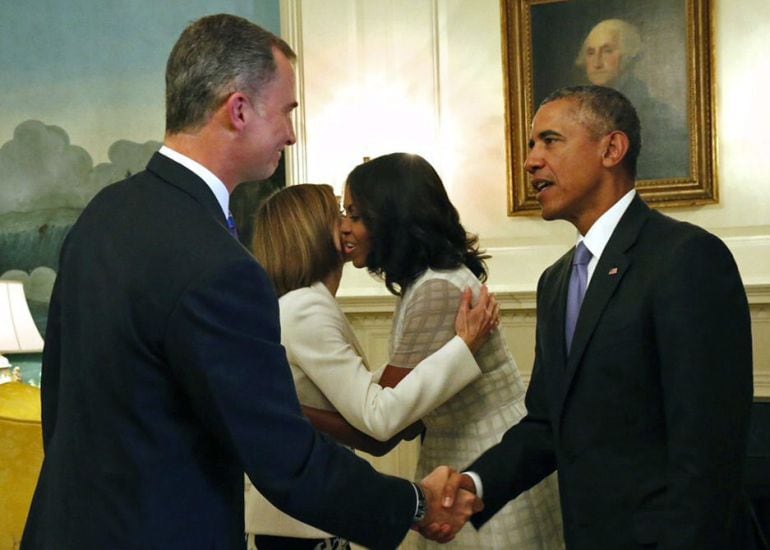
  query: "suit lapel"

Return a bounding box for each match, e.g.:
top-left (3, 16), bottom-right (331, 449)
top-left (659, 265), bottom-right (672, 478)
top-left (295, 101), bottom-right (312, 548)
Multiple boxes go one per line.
top-left (558, 195), bottom-right (651, 407)
top-left (546, 255), bottom-right (572, 369)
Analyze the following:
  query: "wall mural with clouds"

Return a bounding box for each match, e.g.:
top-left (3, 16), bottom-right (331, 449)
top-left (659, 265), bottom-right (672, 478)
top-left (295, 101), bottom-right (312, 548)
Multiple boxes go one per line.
top-left (0, 1), bottom-right (280, 351)
top-left (0, 122), bottom-right (161, 334)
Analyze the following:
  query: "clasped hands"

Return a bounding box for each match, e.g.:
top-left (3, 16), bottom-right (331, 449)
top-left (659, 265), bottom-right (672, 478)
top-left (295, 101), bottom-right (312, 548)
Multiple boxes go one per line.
top-left (414, 466), bottom-right (483, 543)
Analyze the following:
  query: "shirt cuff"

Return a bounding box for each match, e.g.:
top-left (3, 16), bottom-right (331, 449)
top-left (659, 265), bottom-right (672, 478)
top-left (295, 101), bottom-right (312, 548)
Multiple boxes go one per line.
top-left (462, 471), bottom-right (483, 499)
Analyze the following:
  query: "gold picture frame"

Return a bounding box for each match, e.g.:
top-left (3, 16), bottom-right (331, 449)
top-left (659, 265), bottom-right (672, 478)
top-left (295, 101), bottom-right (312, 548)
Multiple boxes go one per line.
top-left (501, 0), bottom-right (717, 215)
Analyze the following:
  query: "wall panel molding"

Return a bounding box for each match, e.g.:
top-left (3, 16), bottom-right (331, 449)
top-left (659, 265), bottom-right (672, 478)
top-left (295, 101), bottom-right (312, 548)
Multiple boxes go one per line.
top-left (279, 0), bottom-right (307, 186)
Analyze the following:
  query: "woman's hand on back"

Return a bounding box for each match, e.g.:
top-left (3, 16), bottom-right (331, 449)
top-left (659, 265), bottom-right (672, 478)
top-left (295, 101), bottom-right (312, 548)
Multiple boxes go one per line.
top-left (455, 285), bottom-right (500, 354)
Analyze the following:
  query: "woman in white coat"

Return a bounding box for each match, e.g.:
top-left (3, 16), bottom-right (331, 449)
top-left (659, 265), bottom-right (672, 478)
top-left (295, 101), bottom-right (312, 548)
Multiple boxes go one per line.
top-left (245, 184), bottom-right (498, 550)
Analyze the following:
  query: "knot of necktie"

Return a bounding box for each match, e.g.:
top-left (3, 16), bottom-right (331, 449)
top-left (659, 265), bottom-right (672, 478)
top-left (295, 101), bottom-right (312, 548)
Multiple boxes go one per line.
top-left (573, 241), bottom-right (592, 267)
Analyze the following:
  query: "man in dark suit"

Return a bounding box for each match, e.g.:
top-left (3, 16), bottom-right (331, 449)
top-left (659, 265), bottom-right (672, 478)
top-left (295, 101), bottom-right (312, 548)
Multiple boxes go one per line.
top-left (441, 85), bottom-right (754, 548)
top-left (22, 14), bottom-right (480, 549)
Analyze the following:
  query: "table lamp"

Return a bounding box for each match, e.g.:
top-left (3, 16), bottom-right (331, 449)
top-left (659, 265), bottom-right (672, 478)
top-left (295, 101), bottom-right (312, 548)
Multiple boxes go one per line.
top-left (0, 280), bottom-right (44, 384)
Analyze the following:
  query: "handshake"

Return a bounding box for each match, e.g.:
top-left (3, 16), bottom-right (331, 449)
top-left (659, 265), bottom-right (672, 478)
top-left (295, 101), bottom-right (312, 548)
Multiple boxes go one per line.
top-left (413, 466), bottom-right (483, 543)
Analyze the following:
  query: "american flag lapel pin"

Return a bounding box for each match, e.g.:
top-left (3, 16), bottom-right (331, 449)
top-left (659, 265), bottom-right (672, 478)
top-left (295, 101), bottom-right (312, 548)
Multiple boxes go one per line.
top-left (608, 267), bottom-right (619, 276)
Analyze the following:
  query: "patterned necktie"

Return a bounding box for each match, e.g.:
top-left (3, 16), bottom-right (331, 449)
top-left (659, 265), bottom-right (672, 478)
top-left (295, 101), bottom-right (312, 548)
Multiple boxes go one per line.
top-left (226, 211), bottom-right (239, 239)
top-left (565, 241), bottom-right (592, 354)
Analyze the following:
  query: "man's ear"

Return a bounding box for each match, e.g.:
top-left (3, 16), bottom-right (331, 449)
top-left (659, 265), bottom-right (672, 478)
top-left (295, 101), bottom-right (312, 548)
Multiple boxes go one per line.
top-left (601, 131), bottom-right (630, 169)
top-left (223, 92), bottom-right (250, 130)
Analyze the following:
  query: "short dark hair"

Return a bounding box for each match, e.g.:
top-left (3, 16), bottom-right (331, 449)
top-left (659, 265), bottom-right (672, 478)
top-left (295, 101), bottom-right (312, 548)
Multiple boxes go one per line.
top-left (345, 153), bottom-right (488, 296)
top-left (165, 14), bottom-right (296, 134)
top-left (251, 184), bottom-right (342, 298)
top-left (541, 85), bottom-right (641, 179)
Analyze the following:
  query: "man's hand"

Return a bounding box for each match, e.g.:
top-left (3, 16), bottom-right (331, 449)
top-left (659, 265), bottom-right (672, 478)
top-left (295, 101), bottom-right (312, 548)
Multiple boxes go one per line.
top-left (415, 466), bottom-right (484, 543)
top-left (439, 470), bottom-right (478, 508)
top-left (455, 285), bottom-right (500, 354)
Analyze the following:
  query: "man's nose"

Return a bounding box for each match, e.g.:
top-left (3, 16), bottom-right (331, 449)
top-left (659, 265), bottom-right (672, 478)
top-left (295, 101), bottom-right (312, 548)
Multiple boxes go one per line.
top-left (524, 149), bottom-right (542, 173)
top-left (286, 120), bottom-right (296, 146)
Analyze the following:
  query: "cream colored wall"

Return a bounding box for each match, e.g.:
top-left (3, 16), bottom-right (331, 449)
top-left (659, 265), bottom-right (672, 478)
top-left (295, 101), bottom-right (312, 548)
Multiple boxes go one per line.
top-left (283, 0), bottom-right (770, 279)
top-left (281, 9), bottom-right (769, 544)
top-left (281, 0), bottom-right (770, 391)
top-left (280, 1), bottom-right (770, 493)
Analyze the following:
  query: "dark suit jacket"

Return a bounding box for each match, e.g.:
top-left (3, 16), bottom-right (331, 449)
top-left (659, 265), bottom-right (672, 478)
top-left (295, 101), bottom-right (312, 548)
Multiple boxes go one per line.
top-left (22, 153), bottom-right (414, 550)
top-left (469, 195), bottom-right (754, 549)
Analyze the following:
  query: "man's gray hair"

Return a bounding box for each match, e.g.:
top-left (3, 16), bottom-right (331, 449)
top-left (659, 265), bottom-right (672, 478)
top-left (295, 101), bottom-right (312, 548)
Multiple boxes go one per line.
top-left (165, 14), bottom-right (296, 134)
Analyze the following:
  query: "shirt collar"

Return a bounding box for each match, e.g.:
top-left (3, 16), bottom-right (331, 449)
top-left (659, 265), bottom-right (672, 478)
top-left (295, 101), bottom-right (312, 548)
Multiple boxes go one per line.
top-left (159, 145), bottom-right (230, 219)
top-left (578, 188), bottom-right (636, 261)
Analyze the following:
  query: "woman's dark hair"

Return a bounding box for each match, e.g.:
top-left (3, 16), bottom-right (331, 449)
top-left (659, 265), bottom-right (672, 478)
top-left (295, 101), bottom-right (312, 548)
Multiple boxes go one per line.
top-left (345, 152), bottom-right (488, 296)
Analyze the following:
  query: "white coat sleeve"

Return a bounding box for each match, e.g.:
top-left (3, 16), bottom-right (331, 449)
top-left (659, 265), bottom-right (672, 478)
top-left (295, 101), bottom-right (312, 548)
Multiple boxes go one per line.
top-left (281, 287), bottom-right (481, 441)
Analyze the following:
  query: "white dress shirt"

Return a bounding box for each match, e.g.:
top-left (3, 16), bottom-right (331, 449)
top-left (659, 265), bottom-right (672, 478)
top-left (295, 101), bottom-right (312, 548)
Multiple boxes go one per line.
top-left (578, 188), bottom-right (636, 287)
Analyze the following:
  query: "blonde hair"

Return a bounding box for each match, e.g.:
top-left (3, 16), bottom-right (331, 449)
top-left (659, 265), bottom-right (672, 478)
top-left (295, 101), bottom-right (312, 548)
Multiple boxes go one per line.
top-left (251, 184), bottom-right (342, 297)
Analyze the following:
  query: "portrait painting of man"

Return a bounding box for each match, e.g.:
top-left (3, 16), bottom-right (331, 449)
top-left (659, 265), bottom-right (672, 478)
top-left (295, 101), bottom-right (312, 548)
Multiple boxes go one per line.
top-left (529, 0), bottom-right (690, 181)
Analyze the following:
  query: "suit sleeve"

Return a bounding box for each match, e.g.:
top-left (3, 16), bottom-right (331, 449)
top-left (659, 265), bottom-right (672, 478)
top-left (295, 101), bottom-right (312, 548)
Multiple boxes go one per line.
top-left (164, 258), bottom-right (415, 549)
top-left (282, 288), bottom-right (481, 441)
top-left (654, 230), bottom-right (752, 549)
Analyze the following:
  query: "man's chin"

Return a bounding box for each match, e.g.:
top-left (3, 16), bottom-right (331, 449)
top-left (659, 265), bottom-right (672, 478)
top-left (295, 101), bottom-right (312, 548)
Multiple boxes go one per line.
top-left (538, 203), bottom-right (557, 222)
top-left (588, 74), bottom-right (617, 87)
top-left (252, 164), bottom-right (278, 183)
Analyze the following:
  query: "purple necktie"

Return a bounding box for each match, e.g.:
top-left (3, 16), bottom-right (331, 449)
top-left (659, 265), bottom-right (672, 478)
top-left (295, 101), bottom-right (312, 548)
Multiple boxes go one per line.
top-left (226, 212), bottom-right (239, 239)
top-left (565, 241), bottom-right (592, 353)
